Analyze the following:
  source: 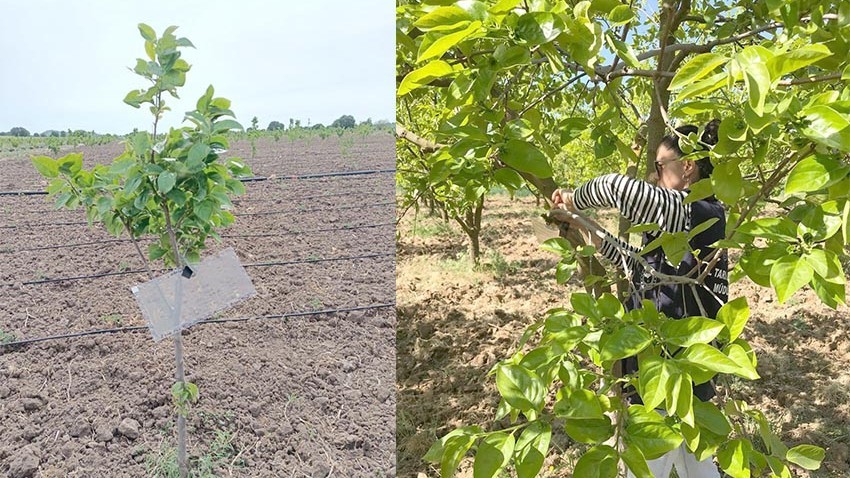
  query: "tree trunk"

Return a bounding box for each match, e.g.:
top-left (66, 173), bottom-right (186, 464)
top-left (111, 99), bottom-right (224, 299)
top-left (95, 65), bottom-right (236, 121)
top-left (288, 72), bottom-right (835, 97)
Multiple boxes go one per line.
top-left (455, 196), bottom-right (485, 264)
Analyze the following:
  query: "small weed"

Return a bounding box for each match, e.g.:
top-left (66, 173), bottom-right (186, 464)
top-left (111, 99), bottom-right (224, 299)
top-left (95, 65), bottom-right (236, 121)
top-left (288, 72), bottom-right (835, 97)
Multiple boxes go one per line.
top-left (117, 261), bottom-right (131, 272)
top-left (309, 298), bottom-right (323, 310)
top-left (0, 329), bottom-right (17, 345)
top-left (410, 220), bottom-right (454, 238)
top-left (482, 249), bottom-right (517, 278)
top-left (101, 314), bottom-right (123, 326)
top-left (145, 429), bottom-right (243, 478)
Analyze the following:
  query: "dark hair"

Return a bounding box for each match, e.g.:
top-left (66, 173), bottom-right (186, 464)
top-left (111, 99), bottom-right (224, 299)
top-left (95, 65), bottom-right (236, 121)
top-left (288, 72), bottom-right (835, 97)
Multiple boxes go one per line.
top-left (659, 119), bottom-right (719, 179)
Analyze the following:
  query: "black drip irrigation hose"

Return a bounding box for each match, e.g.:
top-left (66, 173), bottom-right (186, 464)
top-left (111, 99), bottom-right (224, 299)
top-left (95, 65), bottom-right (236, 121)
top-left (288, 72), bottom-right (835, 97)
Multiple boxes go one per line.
top-left (4, 222), bottom-right (394, 254)
top-left (0, 200), bottom-right (394, 230)
top-left (18, 251), bottom-right (394, 286)
top-left (8, 190), bottom-right (391, 217)
top-left (0, 302), bottom-right (396, 349)
top-left (0, 168), bottom-right (396, 197)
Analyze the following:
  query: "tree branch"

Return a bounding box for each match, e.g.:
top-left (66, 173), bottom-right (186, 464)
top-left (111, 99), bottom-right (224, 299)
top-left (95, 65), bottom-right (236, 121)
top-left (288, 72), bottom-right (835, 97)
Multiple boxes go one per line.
top-left (395, 124), bottom-right (444, 153)
top-left (777, 72), bottom-right (843, 86)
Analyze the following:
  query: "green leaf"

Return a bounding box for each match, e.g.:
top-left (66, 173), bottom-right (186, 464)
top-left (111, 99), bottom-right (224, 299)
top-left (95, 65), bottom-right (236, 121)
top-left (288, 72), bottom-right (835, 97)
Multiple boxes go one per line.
top-left (188, 142), bottom-right (211, 166)
top-left (138, 23), bottom-right (156, 42)
top-left (473, 432), bottom-right (515, 478)
top-left (736, 46), bottom-right (772, 115)
top-left (514, 422), bottom-right (551, 478)
top-left (494, 44), bottom-right (530, 69)
top-left (516, 12), bottom-right (564, 45)
top-left (212, 119), bottom-right (243, 134)
top-left (32, 156), bottom-right (59, 178)
top-left (605, 34), bottom-right (640, 68)
top-left (683, 178), bottom-right (714, 205)
top-left (717, 439), bottom-right (751, 478)
top-left (638, 354), bottom-right (672, 409)
top-left (785, 155), bottom-right (850, 194)
top-left (414, 6), bottom-right (472, 31)
top-left (669, 53), bottom-right (728, 90)
top-left (724, 343), bottom-right (760, 379)
top-left (620, 445), bottom-right (652, 478)
top-left (195, 199), bottom-right (216, 222)
top-left (493, 168), bottom-right (524, 190)
top-left (573, 445), bottom-right (619, 478)
top-left (675, 72), bottom-right (725, 102)
top-left (711, 161), bottom-right (743, 204)
top-left (770, 254), bottom-right (814, 303)
top-left (716, 297), bottom-right (749, 343)
top-left (801, 105), bottom-right (850, 152)
top-left (570, 292), bottom-right (600, 320)
top-left (559, 117), bottom-right (590, 145)
top-left (495, 364), bottom-right (545, 413)
top-left (554, 389), bottom-right (604, 420)
top-left (625, 422), bottom-right (683, 459)
top-left (786, 444), bottom-right (825, 470)
top-left (694, 400), bottom-right (732, 436)
top-left (157, 171), bottom-right (177, 194)
top-left (600, 325), bottom-right (652, 361)
top-left (398, 60), bottom-right (455, 96)
top-left (418, 21), bottom-right (482, 63)
top-left (768, 44), bottom-right (832, 78)
top-left (679, 343), bottom-right (741, 374)
top-left (608, 5), bottom-right (635, 26)
top-left (564, 416), bottom-right (614, 444)
top-left (738, 217), bottom-right (798, 242)
top-left (441, 434), bottom-right (476, 477)
top-left (660, 317), bottom-right (725, 348)
top-left (501, 140), bottom-right (553, 178)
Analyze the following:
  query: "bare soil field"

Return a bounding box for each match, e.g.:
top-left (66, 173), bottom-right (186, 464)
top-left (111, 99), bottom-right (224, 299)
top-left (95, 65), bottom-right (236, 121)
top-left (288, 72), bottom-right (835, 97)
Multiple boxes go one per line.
top-left (0, 133), bottom-right (396, 477)
top-left (397, 193), bottom-right (850, 478)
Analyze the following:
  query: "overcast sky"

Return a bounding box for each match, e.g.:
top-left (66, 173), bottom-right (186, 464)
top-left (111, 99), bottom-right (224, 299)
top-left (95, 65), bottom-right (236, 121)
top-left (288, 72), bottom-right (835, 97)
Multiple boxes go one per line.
top-left (0, 0), bottom-right (394, 134)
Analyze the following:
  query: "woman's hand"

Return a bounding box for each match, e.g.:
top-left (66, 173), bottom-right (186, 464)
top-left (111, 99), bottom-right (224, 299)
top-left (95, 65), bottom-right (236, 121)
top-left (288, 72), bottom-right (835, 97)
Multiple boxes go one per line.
top-left (547, 208), bottom-right (602, 250)
top-left (551, 188), bottom-right (577, 212)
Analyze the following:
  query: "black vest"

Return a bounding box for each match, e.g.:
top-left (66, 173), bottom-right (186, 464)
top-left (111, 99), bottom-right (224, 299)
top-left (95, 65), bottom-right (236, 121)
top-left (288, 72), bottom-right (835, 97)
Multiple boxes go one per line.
top-left (624, 196), bottom-right (728, 402)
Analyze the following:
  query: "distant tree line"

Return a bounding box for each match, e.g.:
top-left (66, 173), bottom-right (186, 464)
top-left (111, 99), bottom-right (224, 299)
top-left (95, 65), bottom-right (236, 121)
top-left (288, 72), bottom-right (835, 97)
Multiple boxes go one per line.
top-left (0, 127), bottom-right (107, 137)
top-left (263, 114), bottom-right (392, 132)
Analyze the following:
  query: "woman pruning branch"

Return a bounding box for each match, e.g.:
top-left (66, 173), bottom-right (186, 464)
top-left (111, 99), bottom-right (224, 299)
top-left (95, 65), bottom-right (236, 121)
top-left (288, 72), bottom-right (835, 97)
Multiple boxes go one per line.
top-left (550, 120), bottom-right (728, 478)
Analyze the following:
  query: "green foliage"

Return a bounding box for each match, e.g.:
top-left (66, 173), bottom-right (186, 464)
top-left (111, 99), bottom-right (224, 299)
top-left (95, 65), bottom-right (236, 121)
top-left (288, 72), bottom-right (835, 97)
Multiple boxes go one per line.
top-left (31, 23), bottom-right (250, 267)
top-left (425, 294), bottom-right (823, 477)
top-left (398, 1), bottom-right (849, 475)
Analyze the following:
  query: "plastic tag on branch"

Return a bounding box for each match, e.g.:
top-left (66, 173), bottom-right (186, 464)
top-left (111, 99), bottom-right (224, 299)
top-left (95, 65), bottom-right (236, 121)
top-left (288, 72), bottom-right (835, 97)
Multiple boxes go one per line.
top-left (131, 247), bottom-right (256, 342)
top-left (532, 216), bottom-right (560, 243)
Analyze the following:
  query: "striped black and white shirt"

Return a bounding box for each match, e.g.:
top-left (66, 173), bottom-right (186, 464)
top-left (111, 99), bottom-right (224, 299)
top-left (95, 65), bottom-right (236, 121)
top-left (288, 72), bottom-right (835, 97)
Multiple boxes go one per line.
top-left (573, 173), bottom-right (692, 270)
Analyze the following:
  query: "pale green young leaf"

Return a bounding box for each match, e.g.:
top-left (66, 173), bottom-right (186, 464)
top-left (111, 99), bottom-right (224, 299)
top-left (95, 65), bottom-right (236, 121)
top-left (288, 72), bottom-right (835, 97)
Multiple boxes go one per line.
top-left (620, 445), bottom-right (653, 478)
top-left (786, 444), bottom-right (825, 470)
top-left (600, 325), bottom-right (652, 362)
top-left (495, 364), bottom-right (545, 412)
top-left (767, 44), bottom-right (832, 79)
top-left (785, 155), bottom-right (850, 194)
top-left (770, 254), bottom-right (814, 303)
top-left (472, 432), bottom-right (515, 478)
top-left (660, 317), bottom-right (725, 348)
top-left (669, 53), bottom-right (728, 90)
top-left (625, 422), bottom-right (683, 459)
top-left (716, 297), bottom-right (749, 343)
top-left (514, 421), bottom-right (551, 478)
top-left (638, 354), bottom-right (672, 409)
top-left (32, 156), bottom-right (59, 178)
top-left (414, 6), bottom-right (473, 31)
top-left (573, 445), bottom-right (619, 478)
top-left (679, 343), bottom-right (741, 374)
top-left (417, 21), bottom-right (482, 63)
top-left (398, 60), bottom-right (456, 96)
